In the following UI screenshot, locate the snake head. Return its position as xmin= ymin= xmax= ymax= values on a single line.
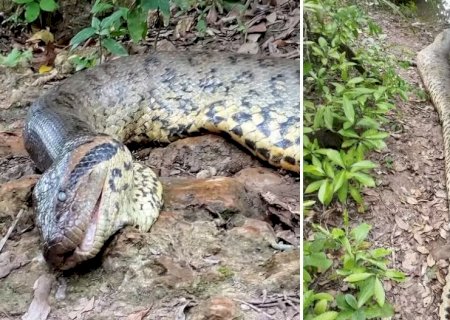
xmin=34 ymin=136 xmax=133 ymax=270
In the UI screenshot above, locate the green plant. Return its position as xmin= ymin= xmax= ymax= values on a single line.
xmin=0 ymin=48 xmax=33 ymax=67
xmin=303 ymin=223 xmax=406 ymax=320
xmin=68 ymin=53 xmax=99 ymax=71
xmin=303 ymin=0 xmax=409 ymax=207
xmin=70 ymin=0 xmax=170 ymax=57
xmin=12 ymin=0 xmax=58 ymax=22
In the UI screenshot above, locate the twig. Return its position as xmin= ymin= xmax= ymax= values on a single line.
xmin=0 ymin=209 xmax=24 ymax=253
xmin=232 ymin=298 xmax=275 ymax=319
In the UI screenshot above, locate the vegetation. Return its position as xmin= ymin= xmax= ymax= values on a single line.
xmin=304 ymin=0 xmax=408 ymax=318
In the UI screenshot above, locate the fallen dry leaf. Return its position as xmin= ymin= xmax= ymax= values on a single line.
xmin=406 ymin=196 xmax=418 ymax=205
xmin=248 ymin=22 xmax=267 ymax=33
xmin=27 ymin=29 xmax=54 ymax=44
xmin=22 ymin=274 xmax=53 ymax=320
xmin=126 ymin=308 xmax=150 ymax=320
xmin=416 ymin=246 xmax=429 ymax=254
xmin=427 ymin=254 xmax=435 ymax=267
xmin=395 ymin=216 xmax=410 ymax=231
xmin=237 ymin=42 xmax=260 ymax=54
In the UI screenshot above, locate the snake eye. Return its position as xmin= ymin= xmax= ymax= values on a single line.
xmin=57 ymin=191 xmax=67 ymax=202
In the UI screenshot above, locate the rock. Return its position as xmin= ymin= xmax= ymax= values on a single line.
xmin=262 ymin=250 xmax=300 ymax=290
xmin=162 ymin=177 xmax=262 ymax=218
xmin=145 ymin=135 xmax=259 ymax=177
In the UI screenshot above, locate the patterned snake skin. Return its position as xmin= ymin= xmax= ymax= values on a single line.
xmin=417 ymin=29 xmax=450 ymax=320
xmin=23 ymin=51 xmax=300 ymax=269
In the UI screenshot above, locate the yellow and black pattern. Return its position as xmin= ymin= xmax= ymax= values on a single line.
xmin=24 ymin=51 xmax=300 ymax=269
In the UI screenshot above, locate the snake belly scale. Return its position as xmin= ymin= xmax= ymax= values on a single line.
xmin=24 ymin=51 xmax=300 ymax=270
xmin=417 ymin=29 xmax=450 ymax=320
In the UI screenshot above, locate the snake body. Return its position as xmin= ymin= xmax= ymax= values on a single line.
xmin=417 ymin=29 xmax=450 ymax=319
xmin=23 ymin=51 xmax=300 ymax=270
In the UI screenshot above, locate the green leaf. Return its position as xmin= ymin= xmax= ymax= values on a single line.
xmin=127 ymin=7 xmax=148 ymax=42
xmin=349 ymin=186 xmax=363 ymax=205
xmin=101 ymin=9 xmax=126 ymax=30
xmin=91 ymin=0 xmax=113 ymax=14
xmin=333 ymin=170 xmax=347 ymax=192
xmin=13 ymin=0 xmax=34 ymax=3
xmin=25 ymin=2 xmax=40 ymax=22
xmin=365 ymin=302 xmax=394 ymax=318
xmin=197 ymin=17 xmax=207 ymax=33
xmin=338 ymin=129 xmax=359 ymax=138
xmin=304 ymin=252 xmax=332 ymax=270
xmin=102 ymin=38 xmax=128 ymax=56
xmin=344 ymin=273 xmax=373 ymax=283
xmin=313 ymin=293 xmax=335 ymax=301
xmin=337 ymin=180 xmax=349 ymax=203
xmin=342 ymin=95 xmax=355 ymax=123
xmin=305 ymin=180 xmax=326 ymax=194
xmin=141 ymin=0 xmax=170 ymax=16
xmin=347 ymin=77 xmax=364 ymax=85
xmin=374 ymin=277 xmax=385 ymax=306
xmin=370 ymin=248 xmax=391 ymax=258
xmin=70 ymin=27 xmax=96 ymax=49
xmin=312 ymin=311 xmax=338 ymax=320
xmin=351 ymin=160 xmax=377 ymax=172
xmin=318 ymin=37 xmax=327 ymax=48
xmin=350 ymin=223 xmax=371 ymax=243
xmin=357 ymin=276 xmax=375 ymax=308
xmin=0 ymin=48 xmax=32 ymax=67
xmin=323 ymin=107 xmax=334 ymax=130
xmin=318 ymin=179 xmax=333 ymax=205
xmin=326 ymin=150 xmax=345 ymax=168
xmin=352 ymin=172 xmax=375 ymax=187
xmin=39 ymin=0 xmax=58 ymax=12
xmin=344 ymin=294 xmax=358 ymax=310
xmin=362 ymin=129 xmax=389 ymax=140
xmin=384 ymin=269 xmax=406 ymax=282
xmin=91 ymin=17 xmax=101 ymax=29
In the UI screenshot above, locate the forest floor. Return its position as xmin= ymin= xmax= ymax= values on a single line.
xmin=0 ymin=2 xmax=299 ymax=320
xmin=305 ymin=5 xmax=450 ymax=320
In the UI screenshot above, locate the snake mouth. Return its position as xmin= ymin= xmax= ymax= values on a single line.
xmin=44 ymin=183 xmax=105 ymax=270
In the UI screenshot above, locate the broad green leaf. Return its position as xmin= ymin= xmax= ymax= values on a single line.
xmin=127 ymin=7 xmax=147 ymax=42
xmin=91 ymin=17 xmax=101 ymax=29
xmin=323 ymin=161 xmax=335 ymax=178
xmin=356 ymin=116 xmax=380 ymax=129
xmin=39 ymin=0 xmax=58 ymax=12
xmin=70 ymin=27 xmax=96 ymax=49
xmin=333 ymin=170 xmax=346 ymax=192
xmin=349 ymin=186 xmax=363 ymax=204
xmin=318 ymin=37 xmax=327 ymax=48
xmin=351 ymin=160 xmax=377 ymax=172
xmin=344 ymin=294 xmax=358 ymax=310
xmin=326 ymin=150 xmax=345 ymax=168
xmin=357 ymin=276 xmax=375 ymax=308
xmin=384 ymin=269 xmax=406 ymax=282
xmin=102 ymin=38 xmax=128 ymax=56
xmin=374 ymin=277 xmax=385 ymax=306
xmin=352 ymin=172 xmax=375 ymax=187
xmin=304 ymin=269 xmax=312 ymax=282
xmin=370 ymin=248 xmax=391 ymax=258
xmin=304 ymin=252 xmax=332 ymax=269
xmin=197 ymin=17 xmax=207 ymax=33
xmin=101 ymin=9 xmax=127 ymax=30
xmin=312 ymin=311 xmax=338 ymax=320
xmin=337 ymin=180 xmax=348 ymax=203
xmin=362 ymin=129 xmax=389 ymax=140
xmin=344 ymin=273 xmax=373 ymax=283
xmin=305 ymin=180 xmax=325 ymax=193
xmin=13 ymin=0 xmax=34 ymax=3
xmin=25 ymin=2 xmax=40 ymax=22
xmin=323 ymin=107 xmax=334 ymax=130
xmin=350 ymin=223 xmax=371 ymax=243
xmin=304 ymin=164 xmax=325 ymax=176
xmin=318 ymin=179 xmax=333 ymax=205
xmin=342 ymin=95 xmax=355 ymax=123
xmin=314 ymin=299 xmax=329 ymax=315
xmin=338 ymin=129 xmax=359 ymax=138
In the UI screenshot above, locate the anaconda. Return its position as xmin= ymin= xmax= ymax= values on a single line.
xmin=417 ymin=29 xmax=450 ymax=319
xmin=24 ymin=51 xmax=300 ymax=270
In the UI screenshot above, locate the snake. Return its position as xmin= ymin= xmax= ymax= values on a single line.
xmin=23 ymin=51 xmax=300 ymax=270
xmin=417 ymin=29 xmax=450 ymax=320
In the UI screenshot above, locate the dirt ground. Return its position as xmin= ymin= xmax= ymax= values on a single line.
xmin=305 ymin=8 xmax=450 ymax=320
xmin=0 ymin=2 xmax=300 ymax=320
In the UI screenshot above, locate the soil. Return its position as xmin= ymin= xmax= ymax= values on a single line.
xmin=305 ymin=7 xmax=450 ymax=320
xmin=0 ymin=2 xmax=300 ymax=320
